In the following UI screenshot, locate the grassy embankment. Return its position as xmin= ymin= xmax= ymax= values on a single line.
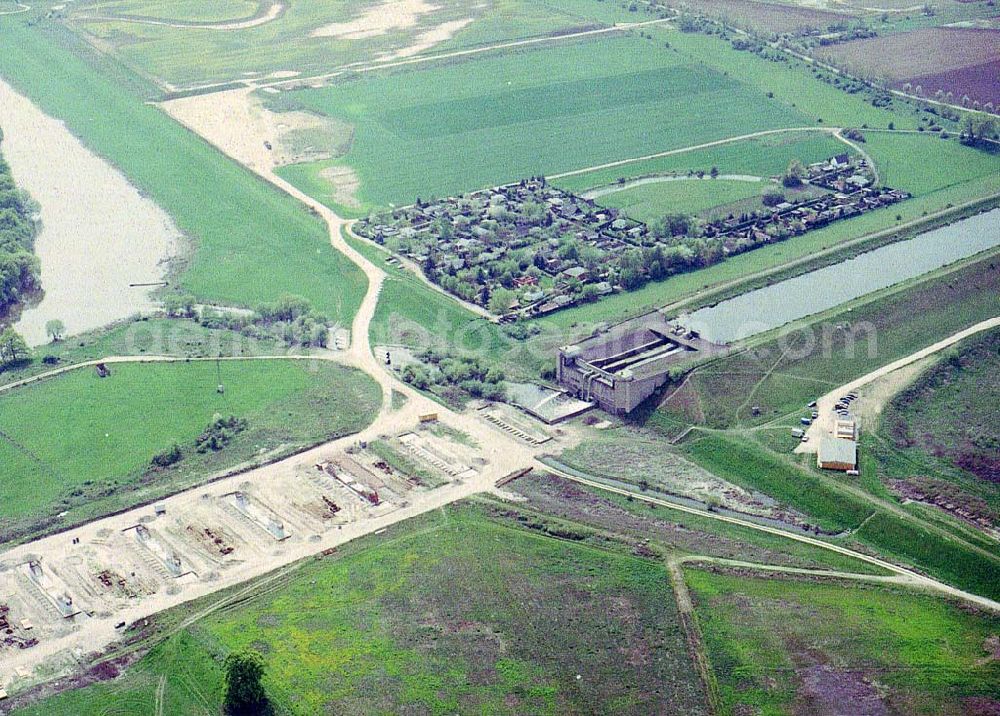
xmin=872 ymin=328 xmax=1000 ymax=515
xmin=511 ymin=470 xmax=890 ymax=575
xmin=686 ymin=568 xmax=1000 ymax=716
xmin=0 ymin=317 xmax=295 ymax=387
xmin=0 ymin=359 xmax=381 ymax=543
xmin=0 ymin=19 xmax=366 ymax=322
xmin=11 ymin=504 xmax=706 ymax=715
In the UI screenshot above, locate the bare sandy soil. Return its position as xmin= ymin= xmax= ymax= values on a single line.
xmin=162 ymin=87 xmax=340 ymax=172
xmin=319 ymin=165 xmax=363 ymax=210
xmin=311 ymin=0 xmax=441 ymax=39
xmin=0 ymin=78 xmax=179 ymax=346
xmin=387 ymin=18 xmax=474 ymax=60
xmin=310 ymin=0 xmax=473 ymax=62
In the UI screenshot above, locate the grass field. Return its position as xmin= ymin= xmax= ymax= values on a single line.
xmin=81 ymin=0 xmax=259 ymax=23
xmin=0 ymin=317 xmax=294 ymax=387
xmin=278 ymin=32 xmax=810 ymax=213
xmin=0 ymin=359 xmax=380 ymax=543
xmin=13 ymin=505 xmax=707 ymax=715
xmin=687 ymin=569 xmax=1000 ymax=716
xmin=553 ymin=131 xmax=849 ymax=193
xmin=863 ymin=132 xmax=1000 ymax=197
xmin=0 ymin=20 xmax=367 ymax=322
xmin=593 ymin=177 xmax=769 ymax=223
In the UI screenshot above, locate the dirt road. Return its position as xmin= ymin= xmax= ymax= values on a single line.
xmin=797 ymin=316 xmax=1000 ymax=452
xmin=544 ymin=464 xmax=1000 ymax=613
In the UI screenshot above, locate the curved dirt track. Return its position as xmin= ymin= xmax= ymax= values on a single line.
xmin=79 ymin=1 xmax=284 ymax=30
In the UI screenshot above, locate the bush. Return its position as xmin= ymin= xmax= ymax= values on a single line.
xmin=762 ymin=190 xmax=786 ymax=207
xmin=151 ymin=442 xmax=183 ymax=468
xmin=195 ymin=415 xmax=247 ymax=453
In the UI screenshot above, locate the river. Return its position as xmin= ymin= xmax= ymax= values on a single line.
xmin=680 ymin=208 xmax=1000 ymax=344
xmin=0 ymin=78 xmax=180 ymax=347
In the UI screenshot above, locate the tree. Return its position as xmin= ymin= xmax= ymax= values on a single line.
xmin=224 ymin=649 xmax=268 ymax=716
xmin=0 ymin=327 xmax=29 ymax=366
xmin=488 ymin=287 xmax=516 ymax=315
xmin=45 ymin=318 xmax=65 ymax=342
xmin=782 ymin=159 xmax=804 ymax=188
xmin=762 ymin=189 xmax=785 ymax=207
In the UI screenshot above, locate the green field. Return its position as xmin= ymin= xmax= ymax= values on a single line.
xmin=865 ymin=131 xmax=1000 ymax=197
xmin=0 ymin=359 xmax=380 ymax=543
xmin=553 ymin=130 xmax=849 ymax=193
xmin=81 ymin=0 xmax=259 ymax=22
xmin=277 ymin=33 xmax=809 ymax=213
xmin=0 ymin=20 xmax=366 ymax=322
xmin=0 ymin=317 xmax=291 ymax=387
xmin=68 ymin=0 xmax=629 ymax=89
xmin=687 ymin=569 xmax=1000 ymax=716
xmin=593 ymin=177 xmax=769 ymax=223
xmin=12 ymin=505 xmax=707 ymax=715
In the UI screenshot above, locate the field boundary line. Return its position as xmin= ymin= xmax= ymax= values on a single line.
xmin=539 ymin=461 xmax=1000 ymax=613
xmin=667 ymin=557 xmax=721 ymax=715
xmin=548 ymin=127 xmax=839 ymax=180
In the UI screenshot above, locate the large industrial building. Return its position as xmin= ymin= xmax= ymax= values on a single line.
xmin=557 ymin=311 xmax=725 ymax=415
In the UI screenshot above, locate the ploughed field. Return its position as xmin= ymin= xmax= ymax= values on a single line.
xmin=816 ymin=28 xmax=1000 ymax=107
xmin=658 ymin=0 xmax=850 ymax=33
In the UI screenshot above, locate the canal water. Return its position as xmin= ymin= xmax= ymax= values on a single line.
xmin=680 ymin=208 xmax=1000 ymax=344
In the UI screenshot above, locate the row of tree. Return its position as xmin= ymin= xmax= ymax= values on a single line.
xmin=0 ymin=135 xmax=41 ymax=319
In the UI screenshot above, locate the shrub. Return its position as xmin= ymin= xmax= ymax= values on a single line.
xmin=151 ymin=442 xmax=183 ymax=468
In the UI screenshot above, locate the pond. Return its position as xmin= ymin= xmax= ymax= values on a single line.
xmin=680 ymin=208 xmax=1000 ymax=344
xmin=0 ymin=78 xmax=180 ymax=347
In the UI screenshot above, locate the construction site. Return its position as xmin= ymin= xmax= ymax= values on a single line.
xmin=557 ymin=311 xmax=726 ymax=415
xmin=0 ymin=413 xmax=535 ymax=694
